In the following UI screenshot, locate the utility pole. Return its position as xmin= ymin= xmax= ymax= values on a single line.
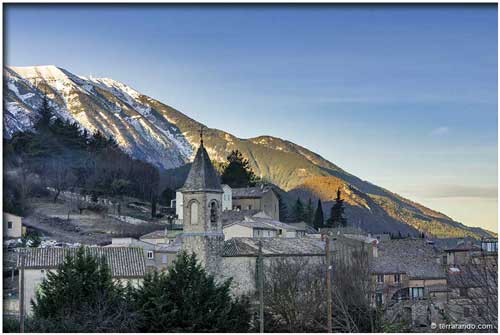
xmin=257 ymin=240 xmax=264 ymax=333
xmin=325 ymin=234 xmax=333 ymax=333
xmin=19 ymin=252 xmax=25 ymax=333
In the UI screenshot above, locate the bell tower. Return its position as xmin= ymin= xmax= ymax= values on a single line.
xmin=180 ymin=128 xmax=224 ymax=276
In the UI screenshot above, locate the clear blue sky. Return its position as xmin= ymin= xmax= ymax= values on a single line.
xmin=5 ymin=5 xmax=498 ymax=232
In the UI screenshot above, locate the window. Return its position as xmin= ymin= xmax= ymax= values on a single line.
xmin=394 ymin=274 xmax=401 ymax=283
xmin=190 ymin=202 xmax=198 ymax=225
xmin=162 ymin=255 xmax=168 ymax=264
xmin=210 ymin=201 xmax=218 ymax=223
xmin=248 ymin=205 xmax=252 ymax=210
xmin=442 ymin=255 xmax=448 ymax=265
xmin=477 ymin=307 xmax=484 ymax=317
xmin=147 ymin=251 xmax=154 ymax=259
xmin=459 ymin=288 xmax=468 ymax=297
xmin=7 ymin=221 xmax=12 ymax=229
xmin=375 ymin=293 xmax=383 ymax=306
xmin=377 ymin=274 xmax=384 ymax=283
xmin=463 ymin=307 xmax=470 ymax=317
xmin=410 ymin=287 xmax=424 ymax=299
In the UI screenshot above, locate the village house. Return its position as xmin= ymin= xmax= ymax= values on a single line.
xmin=3 ymin=212 xmax=25 ymax=239
xmin=17 ymin=247 xmax=146 ymax=315
xmin=223 ymin=212 xmax=306 ymax=240
xmin=106 ymin=237 xmax=179 ymax=271
xmin=221 ymin=184 xmax=232 ymax=211
xmin=370 ymin=239 xmax=449 ymax=329
xmin=231 ymin=185 xmax=280 ymax=220
xmin=441 ymin=238 xmax=498 ymax=327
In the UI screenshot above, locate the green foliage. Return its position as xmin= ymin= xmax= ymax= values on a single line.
xmin=30 ymin=247 xmax=138 ymax=332
xmin=159 ymin=187 xmax=176 ymax=206
xmin=327 ymin=189 xmax=347 ymax=228
xmin=221 ymin=150 xmax=259 ymax=188
xmin=312 ymin=199 xmax=325 ymax=230
xmin=21 ymin=230 xmax=42 ymax=248
xmin=133 ymin=252 xmax=251 ymax=332
xmin=2 ymin=317 xmax=20 ymax=333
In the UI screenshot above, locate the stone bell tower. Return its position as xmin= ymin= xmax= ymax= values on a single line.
xmin=179 ymin=130 xmax=224 ymax=276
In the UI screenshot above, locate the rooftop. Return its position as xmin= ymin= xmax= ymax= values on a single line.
xmin=223 ymin=237 xmax=325 ymax=257
xmin=232 ymin=186 xmax=275 ymax=198
xmin=371 ymin=239 xmax=445 ymax=279
xmin=18 ymin=247 xmax=146 ymax=278
xmin=180 ymin=142 xmax=222 ymax=193
xmin=224 ymin=214 xmax=303 ymax=233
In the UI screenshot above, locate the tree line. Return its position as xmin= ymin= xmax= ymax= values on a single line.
xmin=290 ymin=188 xmax=348 ymax=230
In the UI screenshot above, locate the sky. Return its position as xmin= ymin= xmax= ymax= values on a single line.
xmin=5 ymin=4 xmax=498 ymax=232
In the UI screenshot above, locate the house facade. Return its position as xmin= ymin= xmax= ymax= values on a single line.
xmin=231 ymin=186 xmax=280 ymax=220
xmin=3 ymin=212 xmax=25 ymax=239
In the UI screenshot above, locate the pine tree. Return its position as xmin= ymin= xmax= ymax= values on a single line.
xmin=34 ymin=95 xmax=53 ymax=132
xmin=133 ymin=252 xmax=251 ymax=332
xmin=221 ymin=150 xmax=259 ymax=188
xmin=89 ymin=130 xmax=111 ymax=152
xmin=292 ymin=197 xmax=304 ymax=222
xmin=30 ymin=247 xmax=138 ymax=332
xmin=326 ymin=188 xmax=347 ymax=228
xmin=312 ymin=199 xmax=325 ymax=230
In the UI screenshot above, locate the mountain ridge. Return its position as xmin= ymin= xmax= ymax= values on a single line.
xmin=3 ymin=65 xmax=494 ymax=239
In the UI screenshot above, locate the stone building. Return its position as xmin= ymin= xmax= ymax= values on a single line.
xmin=370 ymin=239 xmax=449 ymax=330
xmin=221 ymin=237 xmax=325 ymax=296
xmin=17 ymin=247 xmax=146 ymax=315
xmin=178 ymin=138 xmax=225 ymax=277
xmin=231 ymin=186 xmax=280 ymax=220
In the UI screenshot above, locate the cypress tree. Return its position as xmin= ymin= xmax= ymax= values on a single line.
xmin=327 ymin=188 xmax=347 ymax=228
xmin=292 ymin=197 xmax=304 ymax=222
xmin=304 ymin=198 xmax=314 ymax=224
xmin=312 ymin=199 xmax=325 ymax=230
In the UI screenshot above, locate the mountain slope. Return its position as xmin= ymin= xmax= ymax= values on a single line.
xmin=3 ymin=65 xmax=493 ymax=239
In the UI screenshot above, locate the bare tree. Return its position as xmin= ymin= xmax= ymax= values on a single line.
xmin=47 ymin=159 xmax=77 ymax=203
xmin=446 ymin=252 xmax=498 ymax=331
xmin=261 ymin=257 xmax=327 ymax=332
xmin=332 ymin=243 xmax=379 ymax=332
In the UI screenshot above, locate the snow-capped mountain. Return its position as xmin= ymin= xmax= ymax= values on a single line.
xmin=3 ymin=65 xmax=494 ymax=239
xmin=4 ymin=65 xmax=194 ymax=169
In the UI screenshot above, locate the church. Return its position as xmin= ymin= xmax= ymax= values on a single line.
xmin=178 ymin=136 xmax=326 ymax=296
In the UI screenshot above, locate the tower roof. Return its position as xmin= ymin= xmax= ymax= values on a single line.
xmin=180 ymin=142 xmax=222 ymax=193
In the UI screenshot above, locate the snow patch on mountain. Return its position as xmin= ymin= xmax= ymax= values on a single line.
xmin=4 ymin=65 xmax=194 ymax=170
